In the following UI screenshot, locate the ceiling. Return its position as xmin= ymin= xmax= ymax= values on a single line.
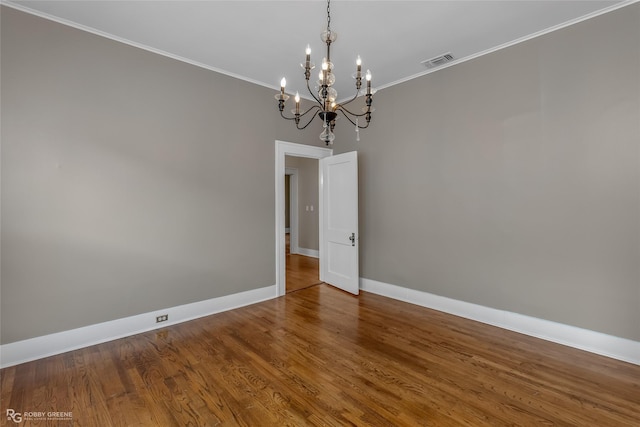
xmin=4 ymin=0 xmax=632 ymax=101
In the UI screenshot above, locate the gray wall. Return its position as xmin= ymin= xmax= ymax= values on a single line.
xmin=0 ymin=7 xmax=321 ymax=344
xmin=336 ymin=4 xmax=640 ymax=341
xmin=285 ymin=156 xmax=319 ymax=251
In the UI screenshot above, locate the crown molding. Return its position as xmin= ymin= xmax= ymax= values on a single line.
xmin=0 ymin=0 xmax=281 ymax=93
xmin=3 ymin=0 xmax=637 ymax=98
xmin=374 ymin=0 xmax=640 ymax=93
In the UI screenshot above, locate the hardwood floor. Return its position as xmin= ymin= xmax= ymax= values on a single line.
xmin=286 ymin=233 xmax=321 ymax=293
xmin=1 ymin=285 xmax=638 ymax=426
xmin=286 ymin=254 xmax=320 ymax=293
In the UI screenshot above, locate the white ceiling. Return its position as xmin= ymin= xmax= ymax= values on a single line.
xmin=4 ymin=0 xmax=632 ymax=101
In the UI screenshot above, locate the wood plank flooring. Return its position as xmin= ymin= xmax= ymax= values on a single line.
xmin=1 ymin=284 xmax=639 ymax=426
xmin=286 ymin=233 xmax=321 ymax=293
xmin=286 ymin=254 xmax=320 ymax=293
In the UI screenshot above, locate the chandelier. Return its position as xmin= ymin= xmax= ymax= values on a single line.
xmin=276 ymin=0 xmax=374 ymax=145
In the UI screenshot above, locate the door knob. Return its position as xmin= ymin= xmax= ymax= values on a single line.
xmin=349 ymin=233 xmax=356 ymax=246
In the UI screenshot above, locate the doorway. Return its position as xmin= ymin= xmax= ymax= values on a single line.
xmin=275 ymin=141 xmax=333 ymax=296
xmin=285 ymin=159 xmax=320 ymax=293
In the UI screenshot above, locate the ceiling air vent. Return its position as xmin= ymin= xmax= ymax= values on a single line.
xmin=421 ymin=52 xmax=455 ymax=69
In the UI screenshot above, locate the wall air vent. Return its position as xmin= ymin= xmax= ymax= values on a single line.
xmin=421 ymin=52 xmax=455 ymax=69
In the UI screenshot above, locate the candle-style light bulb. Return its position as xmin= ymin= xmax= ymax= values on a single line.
xmin=305 ymin=45 xmax=311 ymax=69
xmin=280 ymin=77 xmax=286 ymax=96
xmin=321 ymin=59 xmax=328 ymax=87
xmin=356 ymin=55 xmax=362 ymax=80
xmin=366 ymin=70 xmax=372 ymax=95
xmin=295 ymin=92 xmax=300 ymax=114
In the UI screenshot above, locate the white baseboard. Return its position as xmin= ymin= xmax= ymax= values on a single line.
xmin=296 ymin=247 xmax=319 ymax=258
xmin=5 ymin=280 xmax=636 ymax=368
xmin=0 ymin=285 xmax=277 ymax=368
xmin=360 ymin=278 xmax=639 ymax=365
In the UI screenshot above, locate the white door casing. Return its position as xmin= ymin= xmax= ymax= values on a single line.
xmin=320 ymin=151 xmax=359 ymax=295
xmin=285 ymin=167 xmax=299 ymax=255
xmin=275 ymin=141 xmax=332 ymax=296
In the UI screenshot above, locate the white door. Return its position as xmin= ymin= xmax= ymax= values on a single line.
xmin=320 ymin=151 xmax=359 ymax=295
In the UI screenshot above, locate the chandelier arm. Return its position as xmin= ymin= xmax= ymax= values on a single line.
xmin=336 ymin=105 xmax=369 ymax=118
xmin=298 ymin=104 xmax=321 ymax=119
xmin=280 ymin=103 xmax=319 ymax=120
xmin=281 ymin=105 xmax=321 ymax=129
xmin=280 ymin=110 xmax=298 ymax=121
xmin=297 ymin=107 xmax=321 ymax=129
xmin=337 ymin=91 xmax=360 ymax=108
xmin=336 ymin=108 xmax=371 ymax=129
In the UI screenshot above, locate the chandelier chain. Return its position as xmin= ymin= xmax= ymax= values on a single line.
xmin=326 ymin=0 xmax=331 ymax=33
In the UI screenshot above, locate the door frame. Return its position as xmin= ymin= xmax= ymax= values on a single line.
xmin=285 ymin=167 xmax=299 ymax=255
xmin=275 ymin=140 xmax=332 ymax=296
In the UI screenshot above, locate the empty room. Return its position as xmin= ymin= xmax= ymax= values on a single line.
xmin=1 ymin=1 xmax=639 ymax=426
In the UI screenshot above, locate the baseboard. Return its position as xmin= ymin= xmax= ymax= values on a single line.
xmin=0 ymin=285 xmax=277 ymax=368
xmin=5 ymin=281 xmax=636 ymax=367
xmin=360 ymin=278 xmax=639 ymax=365
xmin=297 ymin=247 xmax=319 ymax=258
